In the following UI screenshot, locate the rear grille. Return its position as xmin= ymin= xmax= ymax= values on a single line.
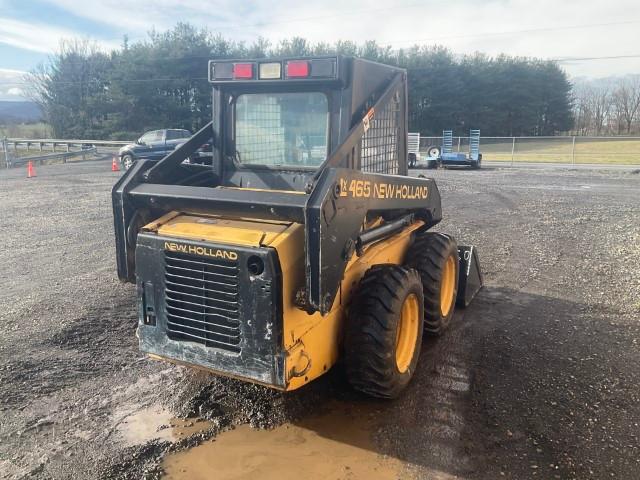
xmin=164 ymin=250 xmax=241 ymax=353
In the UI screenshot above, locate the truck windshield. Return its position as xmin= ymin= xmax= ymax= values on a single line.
xmin=235 ymin=92 xmax=328 ymax=168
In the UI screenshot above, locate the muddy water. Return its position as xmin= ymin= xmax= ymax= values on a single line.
xmin=162 ymin=403 xmax=407 ymax=480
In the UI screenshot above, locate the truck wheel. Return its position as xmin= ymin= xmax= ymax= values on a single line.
xmin=345 ymin=265 xmax=424 ymax=398
xmin=405 ymin=232 xmax=459 ymax=336
xmin=122 ymin=154 xmax=134 ymax=170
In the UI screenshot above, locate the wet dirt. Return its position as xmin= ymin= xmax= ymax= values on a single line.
xmin=162 ymin=402 xmax=404 ymax=480
xmin=1 ymin=161 xmax=639 ymax=479
xmin=114 ymin=404 xmax=213 ymax=446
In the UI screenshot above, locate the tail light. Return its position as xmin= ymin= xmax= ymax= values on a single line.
xmin=285 ymin=60 xmax=309 ymax=78
xmin=233 ymin=63 xmax=254 ymax=79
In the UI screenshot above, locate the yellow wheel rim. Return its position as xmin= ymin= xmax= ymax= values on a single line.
xmin=440 ymin=255 xmax=456 ymax=317
xmin=395 ymin=293 xmax=420 ymax=373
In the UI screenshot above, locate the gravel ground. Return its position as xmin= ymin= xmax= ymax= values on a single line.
xmin=0 ymin=160 xmax=638 ymax=479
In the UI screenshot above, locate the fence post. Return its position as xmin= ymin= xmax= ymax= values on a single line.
xmin=1 ymin=138 xmax=8 ymax=168
xmin=457 ymin=136 xmax=461 ymax=152
xmin=511 ymin=137 xmax=516 ymax=166
xmin=571 ymin=136 xmax=576 ymax=164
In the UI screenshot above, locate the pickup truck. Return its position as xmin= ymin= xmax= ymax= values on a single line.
xmin=119 ymin=129 xmax=192 ymax=170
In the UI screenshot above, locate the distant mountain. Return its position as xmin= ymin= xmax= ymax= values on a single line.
xmin=0 ymin=101 xmax=43 ymax=123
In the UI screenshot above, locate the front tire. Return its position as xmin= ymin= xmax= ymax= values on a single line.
xmin=345 ymin=265 xmax=424 ymax=399
xmin=406 ymin=232 xmax=459 ymax=335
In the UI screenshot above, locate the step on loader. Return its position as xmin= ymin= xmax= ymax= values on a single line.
xmin=112 ymin=56 xmax=482 ymax=398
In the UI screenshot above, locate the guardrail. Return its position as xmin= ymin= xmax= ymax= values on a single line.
xmin=6 ymin=148 xmax=97 ymax=168
xmin=4 ymin=138 xmax=130 ymax=152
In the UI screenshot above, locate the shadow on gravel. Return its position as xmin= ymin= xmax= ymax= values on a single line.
xmin=0 ymin=295 xmax=138 ymax=409
xmin=464 ymin=287 xmax=640 ymax=479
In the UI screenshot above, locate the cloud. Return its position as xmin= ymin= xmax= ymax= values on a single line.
xmin=0 ymin=68 xmax=28 ymax=100
xmin=3 ymin=0 xmax=640 ymax=77
xmin=0 ymin=16 xmax=119 ymax=54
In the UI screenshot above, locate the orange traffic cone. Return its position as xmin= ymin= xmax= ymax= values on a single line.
xmin=27 ymin=161 xmax=36 ymax=178
xmin=111 ymin=156 xmax=120 ymax=172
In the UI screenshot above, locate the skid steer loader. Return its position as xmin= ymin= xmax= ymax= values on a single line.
xmin=112 ymin=56 xmax=482 ymax=398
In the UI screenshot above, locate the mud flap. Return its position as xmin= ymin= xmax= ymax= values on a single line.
xmin=456 ymin=246 xmax=483 ymax=307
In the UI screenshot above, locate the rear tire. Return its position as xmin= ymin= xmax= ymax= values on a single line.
xmin=408 ymin=153 xmax=417 ymax=168
xmin=406 ymin=232 xmax=459 ymax=336
xmin=345 ymin=265 xmax=424 ymax=399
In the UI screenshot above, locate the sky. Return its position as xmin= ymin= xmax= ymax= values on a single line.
xmin=1 ymin=0 xmax=639 ymax=100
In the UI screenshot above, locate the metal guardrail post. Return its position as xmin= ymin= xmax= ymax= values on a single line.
xmin=1 ymin=138 xmax=8 ymax=168
xmin=571 ymin=136 xmax=576 ymax=164
xmin=511 ymin=137 xmax=516 ymax=166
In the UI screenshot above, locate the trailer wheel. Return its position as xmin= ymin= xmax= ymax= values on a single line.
xmin=406 ymin=232 xmax=459 ymax=335
xmin=408 ymin=153 xmax=417 ymax=168
xmin=345 ymin=265 xmax=424 ymax=398
xmin=427 ymin=146 xmax=441 ymax=158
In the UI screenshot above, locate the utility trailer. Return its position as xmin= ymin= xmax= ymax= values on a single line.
xmin=113 ymin=56 xmax=482 ymax=398
xmin=407 ymin=132 xmax=420 ymax=168
xmin=431 ymin=129 xmax=482 ymax=169
xmin=407 ymin=133 xmax=441 ymax=169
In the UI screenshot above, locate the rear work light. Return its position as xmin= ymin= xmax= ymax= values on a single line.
xmin=233 ymin=63 xmax=254 ymax=79
xmin=285 ymin=60 xmax=309 ymax=78
xmin=259 ymin=62 xmax=281 ymax=79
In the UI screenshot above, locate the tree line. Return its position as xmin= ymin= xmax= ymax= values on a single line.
xmin=572 ymin=76 xmax=640 ymax=135
xmin=27 ymin=23 xmax=574 ymax=140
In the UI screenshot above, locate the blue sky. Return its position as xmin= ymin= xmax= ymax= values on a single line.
xmin=1 ymin=0 xmax=640 ymax=100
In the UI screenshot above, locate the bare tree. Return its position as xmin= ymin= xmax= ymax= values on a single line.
xmin=584 ymin=84 xmax=612 ymax=135
xmin=613 ymin=76 xmax=640 ymax=134
xmin=571 ymin=83 xmax=593 ymax=135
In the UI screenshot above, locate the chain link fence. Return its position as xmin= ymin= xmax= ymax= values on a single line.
xmin=419 ymin=136 xmax=640 ymax=165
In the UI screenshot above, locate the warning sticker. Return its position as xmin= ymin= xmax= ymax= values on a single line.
xmin=362 ymin=108 xmax=375 ymax=132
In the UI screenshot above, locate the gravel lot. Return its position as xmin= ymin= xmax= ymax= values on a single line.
xmin=0 ymin=160 xmax=638 ymax=479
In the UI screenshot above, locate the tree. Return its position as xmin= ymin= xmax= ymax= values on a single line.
xmin=613 ymin=76 xmax=640 ymax=134
xmin=26 ymin=24 xmax=576 ymax=139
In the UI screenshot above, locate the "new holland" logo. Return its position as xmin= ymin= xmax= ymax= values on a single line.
xmin=164 ymin=242 xmax=238 ymax=261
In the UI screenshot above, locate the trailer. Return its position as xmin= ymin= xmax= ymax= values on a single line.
xmin=432 ymin=129 xmax=482 ymax=169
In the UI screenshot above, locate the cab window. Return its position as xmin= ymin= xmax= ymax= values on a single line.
xmin=234 ymin=92 xmax=328 ymax=168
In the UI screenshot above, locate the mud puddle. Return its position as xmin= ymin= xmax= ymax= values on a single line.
xmin=161 ymin=402 xmax=407 ymax=480
xmin=114 ymin=404 xmax=213 ymax=446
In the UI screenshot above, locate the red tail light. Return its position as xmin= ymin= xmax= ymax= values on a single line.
xmin=286 ymin=60 xmax=309 ymax=78
xmin=233 ymin=63 xmax=254 ymax=79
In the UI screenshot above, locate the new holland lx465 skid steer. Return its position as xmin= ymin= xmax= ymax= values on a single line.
xmin=113 ymin=56 xmax=482 ymax=398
